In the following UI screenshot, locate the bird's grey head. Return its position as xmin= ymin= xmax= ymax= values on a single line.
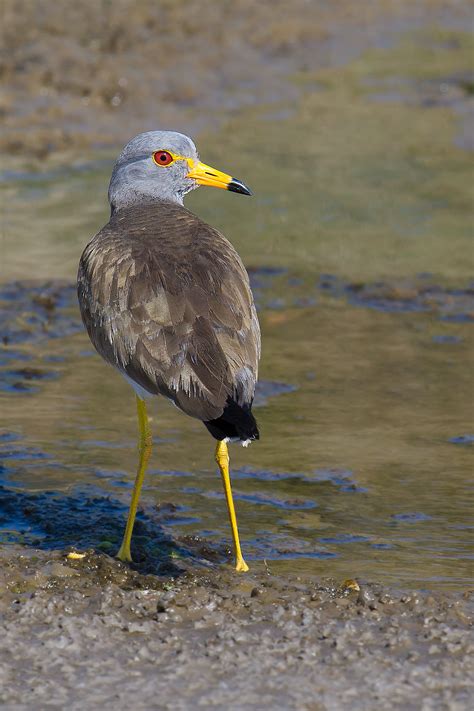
xmin=108 ymin=130 xmax=251 ymax=213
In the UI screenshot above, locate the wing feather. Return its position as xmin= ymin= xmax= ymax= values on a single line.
xmin=77 ymin=202 xmax=260 ymax=421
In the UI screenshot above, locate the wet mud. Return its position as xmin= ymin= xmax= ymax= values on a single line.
xmin=0 ymin=485 xmax=196 ymax=573
xmin=3 ymin=0 xmax=470 ymax=159
xmin=0 ymin=544 xmax=473 ymax=709
xmin=0 ymin=280 xmax=79 ymax=347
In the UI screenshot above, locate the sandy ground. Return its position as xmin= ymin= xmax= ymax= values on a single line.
xmin=0 ymin=545 xmax=473 ymax=710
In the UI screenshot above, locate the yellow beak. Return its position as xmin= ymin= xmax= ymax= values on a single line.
xmin=186 ymin=160 xmax=252 ymax=195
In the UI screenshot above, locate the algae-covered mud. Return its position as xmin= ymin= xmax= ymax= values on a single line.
xmin=1 ymin=1 xmax=473 ymax=708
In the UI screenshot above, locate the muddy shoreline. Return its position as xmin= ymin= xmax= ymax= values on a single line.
xmin=0 ymin=545 xmax=472 ymax=709
xmin=2 ymin=0 xmax=471 ymax=158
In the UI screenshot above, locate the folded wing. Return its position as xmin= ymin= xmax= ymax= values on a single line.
xmin=77 ymin=202 xmax=260 ymax=422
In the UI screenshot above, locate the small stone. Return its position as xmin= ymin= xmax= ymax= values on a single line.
xmin=357 ymin=587 xmax=377 ymax=609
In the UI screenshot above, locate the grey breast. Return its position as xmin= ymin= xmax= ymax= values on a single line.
xmin=77 ymin=201 xmax=260 ymax=421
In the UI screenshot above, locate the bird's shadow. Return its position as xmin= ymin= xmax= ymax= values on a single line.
xmin=0 ymin=484 xmax=229 ymax=577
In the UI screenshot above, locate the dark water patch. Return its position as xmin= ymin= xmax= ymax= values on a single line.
xmin=246 ymin=533 xmax=337 ymax=561
xmin=266 ymin=297 xmax=286 ymax=310
xmin=365 ymin=72 xmax=474 ymax=109
xmin=153 ymin=501 xmax=198 ymax=527
xmin=148 ymin=468 xmax=194 ymax=478
xmin=0 ymin=445 xmax=52 ymax=462
xmin=0 ymin=280 xmax=80 ymax=346
xmin=391 ymin=512 xmax=433 ymax=523
xmin=288 ymin=276 xmax=305 ymax=287
xmin=235 ymin=491 xmax=317 ymax=510
xmin=110 ymin=479 xmax=133 ymax=489
xmin=0 ymin=486 xmax=46 ymax=545
xmin=83 ymin=440 xmax=134 ymax=451
xmin=311 ymin=468 xmax=368 ymax=493
xmin=0 ymin=445 xmax=63 ymax=488
xmin=151 ymin=435 xmax=179 ymax=445
xmin=254 ymin=380 xmax=297 ymax=407
xmin=247 ymin=266 xmax=289 ymax=310
xmin=432 ymin=335 xmax=463 ymax=344
xmin=364 ymin=70 xmax=474 ymax=151
xmin=0 ymin=484 xmax=224 ymax=574
xmin=181 ymin=486 xmax=202 ymax=495
xmin=293 ymin=296 xmax=317 ymax=307
xmin=234 ymin=467 xmax=304 ymax=482
xmin=0 ymin=366 xmax=58 ymax=394
xmin=314 ymin=275 xmax=474 ymax=320
xmin=93 ymin=468 xmax=128 ymax=480
xmin=0 ymin=349 xmax=31 ymax=364
xmin=440 ymin=313 xmax=474 ymax=323
xmin=319 ymin=533 xmax=371 ymax=544
xmin=248 ymin=265 xmax=288 ymax=281
xmin=157 ymin=515 xmax=199 ymax=527
xmin=268 ymin=550 xmax=337 ymax=560
xmin=191 ymin=484 xmax=316 ymax=511
xmin=42 ymin=354 xmax=66 ymax=362
xmin=0 ymin=432 xmax=22 ymax=444
xmin=371 ymin=543 xmax=395 ymax=550
xmin=449 ymin=434 xmax=474 ymax=445
xmin=345 ymin=281 xmax=429 ymax=313
xmin=233 ymin=466 xmax=368 ymax=495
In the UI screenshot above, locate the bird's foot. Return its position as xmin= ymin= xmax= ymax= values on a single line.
xmin=235 ymin=557 xmax=249 ymax=573
xmin=116 ymin=543 xmax=133 ymax=563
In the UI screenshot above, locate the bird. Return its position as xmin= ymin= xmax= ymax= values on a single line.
xmin=77 ymin=130 xmax=260 ymax=573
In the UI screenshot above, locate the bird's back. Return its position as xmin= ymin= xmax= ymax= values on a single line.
xmin=77 ymin=201 xmax=260 ymax=436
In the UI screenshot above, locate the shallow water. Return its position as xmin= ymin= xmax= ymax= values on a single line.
xmin=1 ymin=28 xmax=473 ymax=590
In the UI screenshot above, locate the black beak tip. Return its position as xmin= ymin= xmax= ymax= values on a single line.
xmin=228 ymin=178 xmax=252 ymax=196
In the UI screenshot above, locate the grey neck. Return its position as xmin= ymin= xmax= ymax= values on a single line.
xmin=108 ymin=156 xmax=189 ymax=214
xmin=109 ymin=186 xmax=184 ymax=216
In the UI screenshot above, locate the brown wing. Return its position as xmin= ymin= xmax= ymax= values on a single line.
xmin=77 ymin=201 xmax=260 ymax=421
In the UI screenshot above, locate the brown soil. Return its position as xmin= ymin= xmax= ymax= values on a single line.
xmin=1 ymin=0 xmax=469 ymax=157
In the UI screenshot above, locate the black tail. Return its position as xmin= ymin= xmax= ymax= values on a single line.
xmin=204 ymin=397 xmax=259 ymax=442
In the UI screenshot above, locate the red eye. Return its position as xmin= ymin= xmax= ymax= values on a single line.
xmin=153 ymin=150 xmax=174 ymax=166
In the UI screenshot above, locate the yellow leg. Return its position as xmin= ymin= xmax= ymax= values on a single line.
xmin=215 ymin=440 xmax=249 ymax=573
xmin=117 ymin=395 xmax=152 ymax=563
